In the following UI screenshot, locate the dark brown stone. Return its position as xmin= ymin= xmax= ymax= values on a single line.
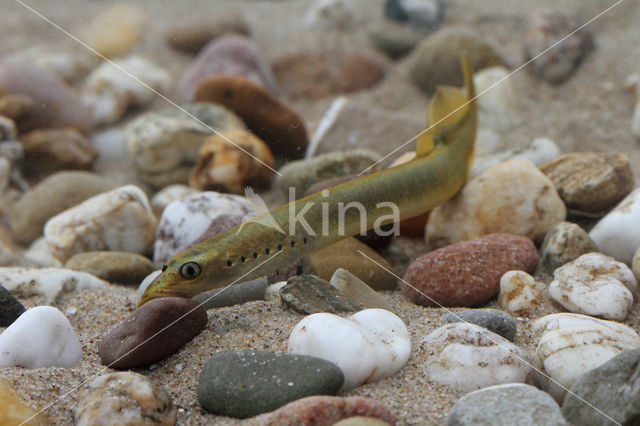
xmin=98 ymin=297 xmax=208 ymax=368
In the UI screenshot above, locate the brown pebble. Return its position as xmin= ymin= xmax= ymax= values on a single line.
xmin=195 ymin=74 xmax=308 ymax=159
xmin=65 ymin=251 xmax=155 ymax=286
xmin=98 ymin=297 xmax=208 ymax=369
xmin=246 ymin=396 xmax=396 ymax=426
xmin=21 ymin=128 xmax=98 ymax=177
xmin=402 ymin=233 xmax=539 ymax=307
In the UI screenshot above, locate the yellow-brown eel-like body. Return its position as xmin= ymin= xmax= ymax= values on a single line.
xmin=139 ymin=58 xmax=477 ymax=305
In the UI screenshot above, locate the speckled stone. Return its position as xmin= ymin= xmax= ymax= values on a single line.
xmin=539 ymin=152 xmax=634 ymax=214
xmin=98 ymin=297 xmax=207 ymax=369
xmin=75 ymin=372 xmax=175 ymax=426
xmin=403 ymin=234 xmax=539 ymax=307
xmin=443 ymin=309 xmax=517 ymax=342
xmin=197 ymin=348 xmax=344 ymax=418
xmin=281 ymin=275 xmax=362 ymax=315
xmin=537 ymin=221 xmax=598 ymax=275
xmin=0 ymin=378 xmax=51 ymax=425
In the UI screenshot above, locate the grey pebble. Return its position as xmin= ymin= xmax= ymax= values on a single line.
xmin=280 ymin=275 xmax=362 ymax=315
xmin=443 ymin=308 xmax=517 ymax=342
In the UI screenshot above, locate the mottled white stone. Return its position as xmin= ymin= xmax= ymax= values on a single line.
xmin=22 ymin=237 xmax=64 ymax=268
xmin=537 ymin=221 xmax=598 ymax=274
xmin=288 ymin=309 xmax=410 ymax=391
xmin=533 ymin=313 xmax=640 ymax=401
xmin=474 ymin=67 xmax=515 ymax=133
xmin=498 ymin=270 xmax=545 ymax=314
xmin=150 ymin=184 xmax=199 ymax=218
xmin=422 ymin=322 xmax=533 ymax=392
xmin=153 ymin=191 xmax=253 ymax=266
xmin=470 ymin=137 xmax=561 ymax=177
xmin=44 ymin=185 xmax=156 ymax=262
xmin=426 ymin=159 xmax=566 ymax=249
xmin=590 ymin=187 xmax=640 ymax=264
xmin=0 ymin=306 xmax=82 ymax=368
xmin=9 ymin=47 xmax=98 ymax=83
xmin=0 ymin=267 xmax=108 ymax=304
xmin=82 ymin=56 xmax=170 ymax=126
xmin=548 ymin=253 xmax=636 ymax=320
xmin=305 ymin=0 xmax=362 ymax=30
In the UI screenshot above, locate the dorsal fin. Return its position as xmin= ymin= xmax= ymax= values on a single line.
xmin=416 ymin=56 xmax=475 ymax=157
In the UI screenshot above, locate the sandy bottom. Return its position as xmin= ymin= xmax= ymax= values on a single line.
xmin=1 ymin=0 xmax=640 ymax=424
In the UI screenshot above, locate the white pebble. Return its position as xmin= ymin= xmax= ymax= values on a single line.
xmin=474 ymin=67 xmax=515 ymax=133
xmin=533 ymin=313 xmax=640 ymax=401
xmin=82 ymin=56 xmax=170 ymax=126
xmin=305 ymin=0 xmax=361 ymax=30
xmin=150 ymin=184 xmax=199 ymax=218
xmin=0 ymin=267 xmax=108 ymax=304
xmin=22 ymin=237 xmax=64 ymax=268
xmin=590 ymin=187 xmax=640 ymax=264
xmin=498 ymin=270 xmax=545 ymax=314
xmin=288 ymin=309 xmax=411 ymax=391
xmin=422 ymin=322 xmax=533 ymax=392
xmin=0 ymin=306 xmax=82 ymax=368
xmin=264 ymin=281 xmax=287 ymax=301
xmin=136 ymin=270 xmax=162 ymax=303
xmin=470 ymin=137 xmax=561 ymax=177
xmin=44 ymin=185 xmax=157 ymax=262
xmin=548 ymin=253 xmax=636 ymax=320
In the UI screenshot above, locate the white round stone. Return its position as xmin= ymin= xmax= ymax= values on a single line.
xmin=288 ymin=309 xmax=411 ymax=391
xmin=498 ymin=270 xmax=545 ymax=314
xmin=0 ymin=306 xmax=82 ymax=368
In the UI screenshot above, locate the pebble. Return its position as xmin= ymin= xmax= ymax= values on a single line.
xmin=65 ymin=251 xmax=155 ymax=286
xmin=537 ymin=221 xmax=598 ymax=275
xmin=369 ymin=21 xmax=425 ymax=59
xmin=80 ymin=3 xmax=146 ymax=58
xmin=0 ymin=378 xmax=51 ymax=425
xmin=308 ymin=98 xmax=423 ymax=158
xmin=334 ymin=417 xmax=391 ymax=426
xmin=0 ymin=306 xmax=81 ymax=368
xmin=44 ymin=185 xmax=157 ymax=262
xmin=246 ymin=396 xmax=396 ymax=426
xmin=443 ymin=309 xmax=517 ymax=342
xmin=135 ymin=270 xmax=161 ymax=301
xmin=0 ymin=58 xmax=91 ymax=132
xmin=305 ymin=0 xmax=362 ymax=30
xmin=166 ymin=15 xmax=249 ymax=54
xmin=0 ymin=284 xmax=26 ymax=327
xmin=409 ymin=27 xmax=505 ymax=94
xmin=633 ymin=246 xmax=640 ymax=281
xmin=473 ymin=67 xmax=516 ymax=133
xmin=403 ymin=233 xmax=539 ymax=307
xmin=21 ymin=237 xmax=64 ymax=268
xmin=539 ymin=152 xmax=634 ymax=214
xmin=75 ymin=372 xmax=175 ymax=426
xmin=82 ymin=56 xmax=171 ymax=127
xmin=271 ymin=51 xmax=387 ymax=100
xmin=548 ymin=252 xmax=636 ymax=321
xmin=265 ymin=281 xmax=287 ymax=301
xmin=0 ymin=115 xmax=17 ymax=140
xmin=125 ymin=103 xmax=245 ymax=187
xmin=589 ymin=187 xmax=640 ymax=264
xmin=306 ymin=237 xmax=398 ymax=291
xmin=447 ymin=383 xmax=566 ymax=426
xmin=98 ymin=297 xmax=208 ymax=369
xmin=426 ymin=159 xmax=566 ymax=249
xmin=0 ymin=93 xmax=41 ymax=133
xmin=193 ymin=277 xmax=268 ymax=310
xmin=385 ymin=0 xmax=444 ymax=29
xmin=178 ymin=34 xmax=276 ymax=101
xmin=277 ymin=149 xmax=383 ymax=196
xmin=153 ymin=191 xmax=253 ymax=266
xmin=197 ymin=348 xmax=344 ymax=418
xmin=150 ymin=184 xmax=199 ymax=217
xmin=280 ymin=275 xmax=362 ymax=314
xmin=423 ymin=322 xmax=533 ymax=391
xmin=533 ymin=313 xmax=640 ymax=401
xmin=524 ymin=10 xmax=593 ymax=84
xmin=498 ymin=271 xmax=546 ymax=314
xmin=9 ymin=171 xmax=114 ymax=245
xmin=562 ymin=349 xmax=640 ymax=426
xmin=330 ymin=268 xmax=390 ymax=310
xmin=189 ymin=129 xmax=275 ymax=194
xmin=0 ymin=267 xmax=107 ymax=304
xmin=194 ymin=74 xmax=308 ymax=159
xmin=20 ymin=127 xmax=98 ymax=177
xmin=7 ymin=46 xmax=97 ymax=83
xmin=288 ymin=309 xmax=410 ymax=391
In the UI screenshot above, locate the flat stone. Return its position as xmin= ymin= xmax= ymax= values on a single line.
xmin=448 ymin=383 xmax=566 ymax=426
xmin=65 ymin=251 xmax=155 ymax=286
xmin=562 ymin=349 xmax=640 ymax=426
xmin=280 ymin=275 xmax=362 ymax=315
xmin=197 ymin=348 xmax=344 ymax=418
xmin=75 ymin=372 xmax=175 ymax=426
xmin=443 ymin=308 xmax=517 ymax=341
xmin=98 ymin=297 xmax=208 ymax=369
xmin=193 ymin=277 xmax=268 ymax=310
xmin=330 ymin=268 xmax=390 ymax=310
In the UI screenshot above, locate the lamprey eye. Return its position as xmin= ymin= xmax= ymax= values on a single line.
xmin=179 ymin=262 xmax=201 ymax=280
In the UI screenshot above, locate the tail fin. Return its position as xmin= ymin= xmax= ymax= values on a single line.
xmin=416 ymin=56 xmax=476 ymax=158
